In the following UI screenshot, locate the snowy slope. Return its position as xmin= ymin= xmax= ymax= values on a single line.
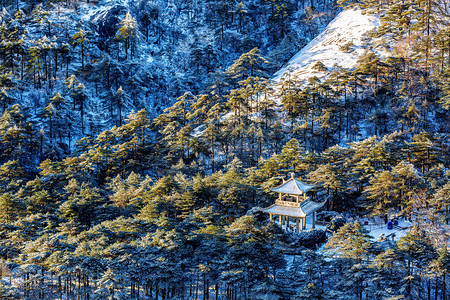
xmin=272 ymin=8 xmax=379 ymax=85
xmin=192 ymin=9 xmax=380 ymax=137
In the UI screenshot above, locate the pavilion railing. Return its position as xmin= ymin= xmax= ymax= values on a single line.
xmin=275 ymin=200 xmax=301 ymax=208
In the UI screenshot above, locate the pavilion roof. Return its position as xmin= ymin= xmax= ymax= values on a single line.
xmin=270 ymin=175 xmax=315 ymax=195
xmin=300 ymin=199 xmax=326 ymax=215
xmin=264 ymin=204 xmax=306 ymax=218
xmin=263 ymin=199 xmax=326 ymax=217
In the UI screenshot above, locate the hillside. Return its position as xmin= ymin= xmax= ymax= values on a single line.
xmin=272 ymin=8 xmax=378 ymax=84
xmin=0 ymin=0 xmax=337 ymax=164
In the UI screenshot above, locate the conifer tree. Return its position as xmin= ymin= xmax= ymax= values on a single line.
xmin=116 ymin=12 xmax=139 ymax=60
xmin=439 ymin=67 xmax=450 ymax=110
xmin=325 ymin=222 xmax=371 ymax=299
xmin=0 ymin=192 xmax=22 ymax=223
xmin=431 ymin=182 xmax=450 ymax=224
xmin=428 ymin=247 xmax=450 ymax=299
xmin=32 ymin=4 xmax=52 ymax=36
xmin=112 ymin=86 xmax=127 ymax=126
xmin=226 ymin=48 xmax=269 ymax=82
xmin=396 ymin=225 xmax=436 ymax=298
xmin=71 ymin=82 xmax=88 ymax=135
xmin=72 ymin=28 xmax=88 ymax=69
xmin=278 ymin=138 xmax=303 ymax=172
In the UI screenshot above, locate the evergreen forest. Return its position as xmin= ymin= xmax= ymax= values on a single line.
xmin=0 ymin=0 xmax=449 ymax=298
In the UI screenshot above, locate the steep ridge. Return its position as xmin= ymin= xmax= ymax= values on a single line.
xmin=272 ymin=8 xmax=379 ymax=85
xmin=194 ymin=9 xmax=380 ymax=136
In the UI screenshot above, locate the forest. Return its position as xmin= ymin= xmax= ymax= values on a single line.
xmin=0 ymin=0 xmax=449 ymax=298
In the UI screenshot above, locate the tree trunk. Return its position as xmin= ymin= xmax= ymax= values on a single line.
xmin=428 ymin=278 xmax=431 ymax=300
xmin=435 ymin=276 xmax=438 ymax=300
xmin=195 ymin=273 xmax=199 ymax=299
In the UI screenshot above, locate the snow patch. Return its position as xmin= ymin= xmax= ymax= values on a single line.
xmin=272 ymin=9 xmax=379 ymax=85
xmin=191 ymin=124 xmax=206 ymax=138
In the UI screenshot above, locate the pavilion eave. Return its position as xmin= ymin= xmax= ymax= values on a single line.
xmin=263 ymin=204 xmax=306 ymax=218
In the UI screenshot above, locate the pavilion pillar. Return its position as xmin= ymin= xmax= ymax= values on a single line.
xmin=303 ymin=217 xmax=306 ymax=230
xmin=296 ymin=218 xmax=299 ymax=233
xmin=279 ymin=215 xmax=282 ymax=227
xmin=312 ymin=212 xmax=316 ymax=229
xmin=300 ymin=218 xmax=303 ymax=232
xmin=269 ymin=214 xmax=273 ymax=222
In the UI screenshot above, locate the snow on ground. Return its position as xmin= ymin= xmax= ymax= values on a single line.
xmin=271 ymin=8 xmax=379 ymax=86
xmin=190 ymin=124 xmax=206 ymax=138
xmin=282 ymin=214 xmax=412 ymax=243
xmin=358 ymin=217 xmax=413 ymax=241
xmin=282 ymin=216 xmax=413 ymax=272
xmin=80 ymin=0 xmax=131 ymax=21
xmin=364 ymin=220 xmax=412 ymax=241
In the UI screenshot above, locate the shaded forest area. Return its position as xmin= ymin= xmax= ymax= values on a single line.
xmin=0 ymin=0 xmax=335 ymax=162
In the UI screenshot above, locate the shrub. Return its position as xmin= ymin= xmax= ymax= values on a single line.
xmin=316 ymin=211 xmax=341 ymax=222
xmin=291 ymin=229 xmax=327 ymax=249
xmin=339 ymin=40 xmax=354 ymax=53
xmin=326 ymin=216 xmax=347 ymax=232
xmin=246 ymin=207 xmax=267 ymax=222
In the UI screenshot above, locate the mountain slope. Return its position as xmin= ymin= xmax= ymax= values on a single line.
xmin=272 ymin=8 xmax=378 ymax=85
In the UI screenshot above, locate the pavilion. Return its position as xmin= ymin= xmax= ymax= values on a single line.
xmin=263 ymin=173 xmax=326 ymax=233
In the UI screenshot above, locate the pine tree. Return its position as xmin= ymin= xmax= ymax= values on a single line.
xmin=428 ymin=247 xmax=450 ymax=300
xmin=278 ymin=138 xmax=303 ymax=172
xmin=112 ymin=86 xmax=128 ymax=126
xmin=32 ymin=4 xmax=52 ymax=36
xmin=408 ymin=131 xmax=439 ymax=173
xmin=60 ymin=182 xmax=104 ymax=228
xmin=294 ymin=283 xmax=324 ymax=300
xmin=72 ymin=82 xmax=88 ymax=135
xmin=396 ymin=225 xmax=436 ymax=298
xmin=364 ymin=161 xmax=422 ymax=217
xmin=0 ymin=192 xmax=22 ymax=223
xmin=411 ymin=0 xmax=439 ymax=72
xmin=308 ymin=163 xmax=344 ymax=210
xmin=72 ymin=28 xmax=88 ymax=69
xmin=325 ymin=222 xmax=371 ymax=262
xmin=226 ymin=48 xmax=269 ymax=82
xmin=430 ymin=182 xmax=450 ymax=224
xmin=116 ymin=12 xmax=139 ymax=60
xmin=371 ymin=248 xmax=404 ymax=300
xmin=325 ymin=222 xmax=372 ymax=300
xmin=439 ymin=67 xmax=450 ymax=110
xmin=235 ymin=2 xmax=247 ymax=33
xmin=46 ymin=93 xmax=69 ymax=145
